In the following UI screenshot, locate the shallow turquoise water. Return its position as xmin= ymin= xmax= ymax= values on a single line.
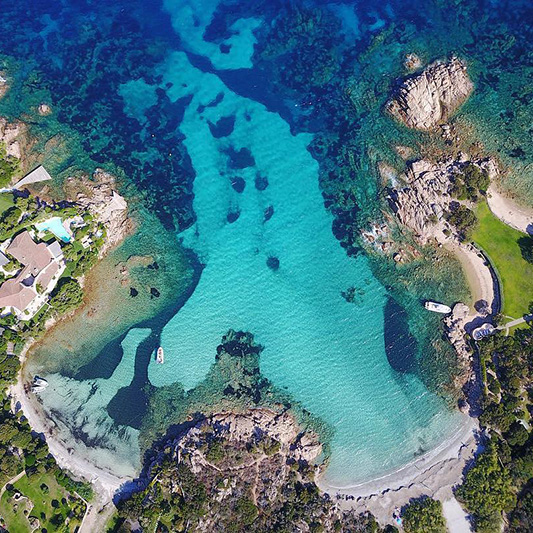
xmin=4 ymin=0 xmax=484 ymax=485
xmin=137 ymin=35 xmax=465 ymax=483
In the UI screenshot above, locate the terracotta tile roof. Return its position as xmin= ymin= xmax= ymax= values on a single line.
xmin=36 ymin=261 xmax=59 ymax=290
xmin=0 ymin=278 xmax=37 ymax=313
xmin=7 ymin=231 xmax=53 ymax=275
xmin=0 ymin=231 xmax=61 ymax=314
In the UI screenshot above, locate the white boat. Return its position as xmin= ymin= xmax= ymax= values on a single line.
xmin=424 ymin=301 xmax=452 ymax=314
xmin=31 ymin=377 xmax=49 ymax=394
xmin=156 ymin=347 xmax=164 ymax=364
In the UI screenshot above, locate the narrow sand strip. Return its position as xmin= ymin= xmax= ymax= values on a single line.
xmin=10 ymin=367 xmax=130 ymax=504
xmin=445 ymin=243 xmax=496 ymax=313
xmin=487 ymin=186 xmax=533 ymax=235
xmin=442 ymin=497 xmax=472 ymax=532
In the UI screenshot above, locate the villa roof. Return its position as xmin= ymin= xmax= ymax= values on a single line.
xmin=0 ymin=277 xmax=37 ymax=313
xmin=7 ymin=231 xmax=53 ymax=275
xmin=0 ymin=231 xmax=62 ymax=315
xmin=47 ymin=240 xmax=63 ymax=259
xmin=0 ymin=251 xmax=9 ymax=267
xmin=36 ymin=261 xmax=59 ymax=290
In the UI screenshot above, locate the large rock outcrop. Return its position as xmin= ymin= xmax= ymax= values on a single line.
xmin=65 ymin=170 xmax=132 ymax=255
xmin=387 ymin=57 xmax=473 ymax=130
xmin=0 ymin=117 xmax=25 ymax=159
xmin=387 ymin=156 xmax=497 ymax=244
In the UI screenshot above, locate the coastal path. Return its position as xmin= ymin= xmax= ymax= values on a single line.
xmin=0 ymin=471 xmax=25 ymax=500
xmin=497 ymin=314 xmax=533 ymax=334
xmin=442 ymin=497 xmax=472 ymax=532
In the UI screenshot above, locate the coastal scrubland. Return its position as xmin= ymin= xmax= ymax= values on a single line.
xmin=456 ymin=325 xmax=533 ymax=532
xmin=472 ymin=202 xmax=533 ymax=319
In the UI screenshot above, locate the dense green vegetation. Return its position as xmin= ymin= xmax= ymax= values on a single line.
xmin=445 ymin=204 xmax=478 ymax=242
xmin=49 ymin=277 xmax=84 ymax=315
xmin=457 ymin=440 xmax=516 ymax=532
xmin=472 ymin=202 xmax=533 ymax=318
xmin=402 ymin=497 xmax=446 ymax=533
xmin=455 ymin=325 xmax=533 ymax=532
xmin=0 ymin=145 xmax=18 ymax=188
xmin=450 ymin=163 xmax=490 ymax=203
xmin=115 ymin=429 xmax=381 ymax=533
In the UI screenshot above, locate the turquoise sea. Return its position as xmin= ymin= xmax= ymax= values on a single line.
xmin=1 ymin=0 xmax=531 ymax=485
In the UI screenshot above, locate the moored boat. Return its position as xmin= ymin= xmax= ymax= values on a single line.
xmin=424 ymin=301 xmax=452 ymax=314
xmin=156 ymin=346 xmax=164 ymax=364
xmin=31 ymin=376 xmax=48 ymax=394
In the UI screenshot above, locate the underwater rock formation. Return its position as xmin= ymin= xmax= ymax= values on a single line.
xmin=387 ymin=57 xmax=473 ymax=130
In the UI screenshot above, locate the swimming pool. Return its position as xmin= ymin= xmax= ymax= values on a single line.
xmin=35 ymin=216 xmax=72 ymax=243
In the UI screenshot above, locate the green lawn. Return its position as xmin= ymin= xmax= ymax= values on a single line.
xmin=0 ymin=193 xmax=15 ymax=216
xmin=472 ymin=201 xmax=533 ymax=319
xmin=0 ymin=471 xmax=85 ymax=532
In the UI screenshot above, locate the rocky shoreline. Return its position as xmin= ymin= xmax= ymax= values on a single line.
xmin=387 ymin=56 xmax=473 ymax=131
xmin=0 ymin=107 xmax=135 ymax=530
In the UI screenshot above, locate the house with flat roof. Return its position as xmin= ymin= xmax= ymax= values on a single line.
xmin=0 ymin=231 xmax=65 ymax=319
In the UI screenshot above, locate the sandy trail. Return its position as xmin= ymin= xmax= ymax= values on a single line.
xmin=442 ymin=497 xmax=472 ymax=532
xmin=487 ymin=186 xmax=533 ymax=235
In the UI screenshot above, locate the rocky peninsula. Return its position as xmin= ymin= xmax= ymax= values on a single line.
xmin=116 ymin=409 xmax=377 ymax=532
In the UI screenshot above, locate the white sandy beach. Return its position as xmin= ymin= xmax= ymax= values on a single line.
xmin=10 ymin=377 xmax=129 ymax=499
xmin=318 ymin=416 xmax=479 ymax=526
xmin=10 ymin=374 xmax=129 ymax=532
xmin=446 ymin=242 xmax=498 ymax=316
xmin=487 ymin=185 xmax=533 ymax=235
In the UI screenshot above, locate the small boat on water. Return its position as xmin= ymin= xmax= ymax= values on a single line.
xmin=424 ymin=301 xmax=452 ymax=314
xmin=156 ymin=346 xmax=164 ymax=364
xmin=31 ymin=376 xmax=48 ymax=394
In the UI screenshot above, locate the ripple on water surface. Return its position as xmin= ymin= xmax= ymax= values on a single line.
xmin=20 ymin=0 xmax=471 ymax=484
xmin=141 ymin=47 xmax=465 ymax=484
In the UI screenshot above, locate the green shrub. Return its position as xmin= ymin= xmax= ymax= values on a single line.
xmin=402 ymin=497 xmax=446 ymax=533
xmin=0 ymin=146 xmax=18 ymax=188
xmin=49 ymin=277 xmax=84 ymax=315
xmin=446 ymin=204 xmax=477 ymax=241
xmin=234 ymin=497 xmax=258 ymax=526
xmin=456 ymin=440 xmax=516 ymax=532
